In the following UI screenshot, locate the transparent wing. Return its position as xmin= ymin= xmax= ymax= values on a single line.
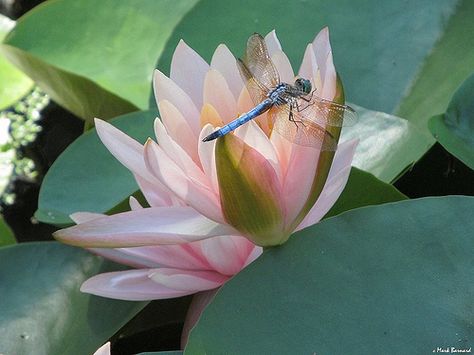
xmin=242 ymin=33 xmax=280 ymax=91
xmin=268 ymin=106 xmax=338 ymax=151
xmin=236 ymin=58 xmax=268 ymax=106
xmin=298 ymin=96 xmax=358 ymax=127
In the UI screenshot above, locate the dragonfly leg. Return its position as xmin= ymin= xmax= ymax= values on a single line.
xmin=296 ymin=90 xmax=316 ymax=111
xmin=288 ymin=103 xmax=306 ymax=129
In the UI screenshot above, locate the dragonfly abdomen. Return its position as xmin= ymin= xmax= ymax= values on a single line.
xmin=202 ymin=99 xmax=273 ymax=142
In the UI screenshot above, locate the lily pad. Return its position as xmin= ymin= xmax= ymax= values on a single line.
xmin=342 ymin=105 xmax=430 ymax=182
xmin=428 ymin=73 xmax=474 ymax=170
xmin=1 ymin=0 xmax=198 ymax=120
xmin=0 ymin=214 xmax=15 ymax=246
xmin=0 ymin=14 xmax=33 ymax=110
xmin=0 ymin=241 xmax=147 ymax=355
xmin=186 ymin=196 xmax=474 ymax=354
xmin=36 ymin=109 xmax=157 ymax=225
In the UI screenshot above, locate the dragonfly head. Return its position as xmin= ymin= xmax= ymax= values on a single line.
xmin=294 ymin=78 xmax=312 ymax=95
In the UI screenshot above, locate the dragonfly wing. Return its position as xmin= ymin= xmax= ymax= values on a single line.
xmin=236 ymin=58 xmax=268 ymax=106
xmin=269 ymin=106 xmax=338 ymax=151
xmin=299 ymin=96 xmax=358 ymax=127
xmin=242 ymin=33 xmax=280 ymax=90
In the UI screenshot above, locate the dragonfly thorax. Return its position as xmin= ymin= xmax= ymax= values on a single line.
xmin=268 ymin=82 xmax=308 ymax=106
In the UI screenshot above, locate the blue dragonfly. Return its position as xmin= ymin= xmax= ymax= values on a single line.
xmin=202 ymin=33 xmax=357 ymax=150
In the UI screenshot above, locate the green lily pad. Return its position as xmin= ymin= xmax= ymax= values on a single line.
xmin=0 ymin=241 xmax=147 ymax=355
xmin=186 ymin=196 xmax=474 ymax=354
xmin=0 ymin=14 xmax=33 ymax=110
xmin=0 ymin=0 xmax=198 ymax=120
xmin=0 ymin=214 xmax=15 ymax=246
xmin=428 ymin=73 xmax=474 ymax=170
xmin=35 ymin=109 xmax=157 ymax=225
xmin=342 ymin=105 xmax=430 ymax=182
xmin=325 ymin=167 xmax=407 ymax=219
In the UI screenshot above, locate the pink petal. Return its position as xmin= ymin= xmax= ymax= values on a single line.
xmin=158 ymin=99 xmax=199 ymax=163
xmin=296 ymin=139 xmax=358 ymax=231
xmin=181 ymin=289 xmax=218 ymax=348
xmin=149 ymin=268 xmax=228 ymax=292
xmin=203 ymin=69 xmax=237 ymax=124
xmin=281 ymin=144 xmax=322 ymax=226
xmin=270 ymin=51 xmax=294 ymax=84
xmin=199 ymin=235 xmax=251 ymax=275
xmin=264 ymin=30 xmax=282 ymax=56
xmin=211 ymin=44 xmax=243 ymax=99
xmin=243 ymin=245 xmax=263 ymax=267
xmin=198 ymin=125 xmax=219 ymax=194
xmin=87 ymin=247 xmax=160 ymax=268
xmin=117 ymin=243 xmax=211 ymax=270
xmin=93 ymin=342 xmax=111 ymax=355
xmin=170 ymin=40 xmax=209 ymax=109
xmin=321 ymin=49 xmax=337 ymax=100
xmin=154 ymin=119 xmax=208 ymax=186
xmin=153 ymin=70 xmax=201 ymax=135
xmin=236 ymin=86 xmax=254 ymax=115
xmin=234 ymin=120 xmax=282 ymax=182
xmin=54 ymin=206 xmax=237 ymax=247
xmin=298 ymin=43 xmax=316 ymax=81
xmin=70 ymin=212 xmax=104 ymax=224
xmin=312 ymin=27 xmax=331 ymax=83
xmin=81 ymin=269 xmax=214 ymax=301
xmin=129 ymin=196 xmax=143 ymax=210
xmin=94 ymin=118 xmax=154 ymax=184
xmin=144 ymin=139 xmax=224 ymax=223
xmin=134 ymin=174 xmax=179 ymax=207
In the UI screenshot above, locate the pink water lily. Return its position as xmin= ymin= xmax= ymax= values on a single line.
xmin=54 ymin=28 xmax=357 ymax=336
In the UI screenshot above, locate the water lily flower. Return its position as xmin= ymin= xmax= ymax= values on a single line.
xmin=93 ymin=342 xmax=110 ymax=355
xmin=54 ymin=28 xmax=357 ymax=334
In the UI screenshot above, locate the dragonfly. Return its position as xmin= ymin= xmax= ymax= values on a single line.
xmin=202 ymin=33 xmax=357 ymax=150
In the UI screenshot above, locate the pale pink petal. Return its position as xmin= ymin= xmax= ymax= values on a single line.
xmin=118 ymin=243 xmax=211 ymax=270
xmin=264 ymin=30 xmax=282 ymax=56
xmin=87 ymin=248 xmax=159 ymax=268
xmin=298 ymin=43 xmax=323 ymax=94
xmin=270 ymin=51 xmax=294 ymax=84
xmin=149 ymin=268 xmax=228 ymax=292
xmin=158 ymin=99 xmax=199 ymax=163
xmin=134 ymin=174 xmax=178 ymax=207
xmin=211 ymin=44 xmax=243 ymax=99
xmin=181 ymin=289 xmax=218 ymax=348
xmin=154 ymin=118 xmax=209 ymax=186
xmin=81 ymin=269 xmax=206 ymax=301
xmin=298 ymin=43 xmax=315 ymax=81
xmin=198 ymin=125 xmax=219 ymax=194
xmin=54 ymin=206 xmax=237 ymax=247
xmin=312 ymin=27 xmax=331 ymax=83
xmin=296 ymin=139 xmax=358 ymax=231
xmin=129 ymin=196 xmax=143 ymax=210
xmin=153 ymin=70 xmax=201 ymax=135
xmin=93 ymin=342 xmax=110 ymax=355
xmin=243 ymin=246 xmax=263 ymax=267
xmin=320 ymin=50 xmax=337 ymax=100
xmin=144 ymin=139 xmax=224 ymax=223
xmin=234 ymin=120 xmax=282 ymax=182
xmin=170 ymin=40 xmax=209 ymax=109
xmin=281 ymin=144 xmax=322 ymax=226
xmin=203 ymin=69 xmax=237 ymax=124
xmin=296 ymin=165 xmax=352 ymax=231
xmin=94 ymin=118 xmax=154 ymax=184
xmin=199 ymin=236 xmax=250 ymax=275
xmin=70 ymin=212 xmax=103 ymax=224
xmin=237 ymin=86 xmax=254 ymax=114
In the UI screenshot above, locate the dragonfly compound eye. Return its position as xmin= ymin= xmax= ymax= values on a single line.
xmin=295 ymin=78 xmax=312 ymax=94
